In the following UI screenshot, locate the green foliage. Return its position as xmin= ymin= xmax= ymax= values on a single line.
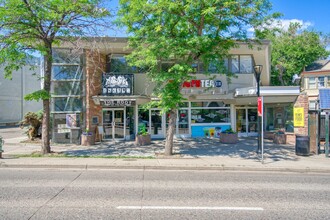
xmin=260 ymin=22 xmax=329 ymax=86
xmin=24 ymin=90 xmax=51 ymax=101
xmin=0 ymin=0 xmax=111 ymax=78
xmin=221 ymin=128 xmax=237 ymax=134
xmin=119 ymin=0 xmax=275 ymax=109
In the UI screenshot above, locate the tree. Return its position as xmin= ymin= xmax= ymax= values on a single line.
xmin=0 ymin=0 xmax=110 ymax=154
xmin=261 ymin=22 xmax=329 ymax=86
xmin=119 ymin=0 xmax=276 ymax=155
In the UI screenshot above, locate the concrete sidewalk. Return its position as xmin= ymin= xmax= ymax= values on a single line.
xmin=0 ymin=126 xmax=329 ymax=172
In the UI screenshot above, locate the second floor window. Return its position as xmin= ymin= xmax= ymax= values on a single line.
xmin=308 ymin=77 xmax=316 ymax=89
xmin=318 ymin=77 xmax=325 ymax=88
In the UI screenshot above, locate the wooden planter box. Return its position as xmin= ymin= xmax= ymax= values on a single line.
xmin=220 ymin=133 xmax=238 ymax=144
xmin=81 ymin=134 xmax=95 ymax=146
xmin=135 ymin=134 xmax=151 ymax=146
xmin=273 ymin=133 xmax=286 ymax=144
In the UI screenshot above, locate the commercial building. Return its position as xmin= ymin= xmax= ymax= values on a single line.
xmin=0 ymin=59 xmax=42 ymax=125
xmin=51 ymin=37 xmax=300 ymax=144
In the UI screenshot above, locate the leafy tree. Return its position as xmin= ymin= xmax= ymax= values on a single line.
xmin=260 ymin=22 xmax=329 ymax=86
xmin=0 ymin=0 xmax=110 ymax=154
xmin=119 ymin=0 xmax=277 ymax=155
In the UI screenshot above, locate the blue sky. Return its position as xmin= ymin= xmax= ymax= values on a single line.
xmin=271 ymin=0 xmax=330 ymax=33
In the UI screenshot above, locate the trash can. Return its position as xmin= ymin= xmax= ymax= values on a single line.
xmin=295 ymin=135 xmax=310 ymax=156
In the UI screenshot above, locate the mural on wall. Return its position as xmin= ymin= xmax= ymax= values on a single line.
xmin=102 ymin=74 xmax=134 ymax=96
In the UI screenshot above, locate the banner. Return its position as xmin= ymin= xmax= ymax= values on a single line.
xmin=102 ymin=74 xmax=133 ymax=96
xmin=257 ymin=97 xmax=263 ymax=116
xmin=294 ymin=107 xmax=304 ymax=127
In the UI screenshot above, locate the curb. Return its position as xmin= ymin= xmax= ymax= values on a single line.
xmin=1 ymin=162 xmax=330 ymax=174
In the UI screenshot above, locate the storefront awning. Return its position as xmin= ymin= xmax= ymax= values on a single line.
xmin=92 ymin=95 xmax=151 ymax=107
xmin=234 ymin=86 xmax=300 ymax=104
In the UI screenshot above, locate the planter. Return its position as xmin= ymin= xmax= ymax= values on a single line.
xmin=135 ymin=134 xmax=151 ymax=146
xmin=81 ymin=134 xmax=95 ymax=146
xmin=273 ymin=133 xmax=286 ymax=144
xmin=220 ymin=133 xmax=238 ymax=144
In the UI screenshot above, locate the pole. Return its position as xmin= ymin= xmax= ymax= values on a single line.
xmin=325 ymin=112 xmax=329 ymax=157
xmin=256 ymin=77 xmax=261 ymax=154
xmin=261 ymin=96 xmax=264 ymax=163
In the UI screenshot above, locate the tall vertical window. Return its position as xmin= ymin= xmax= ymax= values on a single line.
xmin=318 ymin=77 xmax=325 ymax=88
xmin=308 ymin=77 xmax=316 ymax=89
xmin=327 ymin=76 xmax=330 ymax=88
xmin=51 ymin=48 xmax=84 ymax=144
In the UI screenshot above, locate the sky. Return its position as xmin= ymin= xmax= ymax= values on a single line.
xmin=271 ymin=0 xmax=330 ymax=34
xmin=110 ymin=0 xmax=330 ymax=36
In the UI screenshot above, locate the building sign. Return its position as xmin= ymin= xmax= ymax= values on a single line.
xmin=100 ymin=99 xmax=135 ymax=107
xmin=102 ymin=74 xmax=133 ymax=96
xmin=182 ymin=79 xmax=222 ymax=88
xmin=294 ymin=107 xmax=304 ymax=127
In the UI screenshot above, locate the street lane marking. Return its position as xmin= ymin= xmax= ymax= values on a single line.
xmin=117 ymin=206 xmax=264 ymax=211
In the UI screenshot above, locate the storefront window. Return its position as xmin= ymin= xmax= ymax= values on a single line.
xmin=191 ymin=101 xmax=228 ymax=107
xmin=191 ymin=109 xmax=230 ymax=123
xmin=52 ymin=113 xmax=81 ymax=144
xmin=265 ymin=104 xmax=293 ymax=132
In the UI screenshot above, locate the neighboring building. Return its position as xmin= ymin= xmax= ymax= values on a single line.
xmin=301 ymin=60 xmax=330 ymax=110
xmin=51 ymin=37 xmax=300 ymax=144
xmin=0 ymin=59 xmax=42 ymax=125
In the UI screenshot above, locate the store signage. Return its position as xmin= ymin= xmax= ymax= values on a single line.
xmin=294 ymin=107 xmax=304 ymax=127
xmin=100 ymin=99 xmax=135 ymax=107
xmin=182 ymin=79 xmax=222 ymax=88
xmin=102 ymin=74 xmax=133 ymax=96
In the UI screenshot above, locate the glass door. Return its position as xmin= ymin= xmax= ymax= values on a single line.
xmin=247 ymin=109 xmax=258 ymax=136
xmin=151 ymin=109 xmax=164 ymax=138
xmin=236 ymin=109 xmax=247 ymax=136
xmin=102 ymin=109 xmax=125 ymax=140
xmin=103 ymin=110 xmax=113 ymax=139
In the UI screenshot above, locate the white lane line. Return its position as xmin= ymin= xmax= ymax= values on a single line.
xmin=117 ymin=206 xmax=264 ymax=211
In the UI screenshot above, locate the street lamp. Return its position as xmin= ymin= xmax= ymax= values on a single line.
xmin=254 ymin=65 xmax=263 ymax=154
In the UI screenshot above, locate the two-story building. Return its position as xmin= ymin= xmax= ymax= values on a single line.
xmin=50 ymin=37 xmax=300 ymax=144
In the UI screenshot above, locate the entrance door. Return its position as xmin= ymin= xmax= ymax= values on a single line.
xmin=236 ymin=108 xmax=258 ymax=136
xmin=103 ymin=109 xmax=125 ymax=140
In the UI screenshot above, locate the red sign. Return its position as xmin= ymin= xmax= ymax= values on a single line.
xmin=257 ymin=97 xmax=262 ymax=116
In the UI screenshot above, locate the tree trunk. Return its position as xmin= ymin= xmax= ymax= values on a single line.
xmin=41 ymin=47 xmax=52 ymax=154
xmin=165 ymin=109 xmax=177 ymax=156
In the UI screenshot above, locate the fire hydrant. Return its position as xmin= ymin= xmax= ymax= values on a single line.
xmin=0 ymin=136 xmax=3 ymax=158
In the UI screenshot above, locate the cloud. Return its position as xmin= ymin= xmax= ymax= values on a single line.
xmin=248 ymin=19 xmax=314 ymax=34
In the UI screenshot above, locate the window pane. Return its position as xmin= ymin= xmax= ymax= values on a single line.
xmin=110 ymin=56 xmax=129 ymax=73
xmin=191 ymin=101 xmax=228 ymax=107
xmin=191 ymin=109 xmax=230 ymax=123
xmin=52 ymin=65 xmax=83 ymax=80
xmin=328 ymin=77 xmax=330 ymax=87
xmin=53 ymin=97 xmax=82 ymax=111
xmin=53 ymin=49 xmax=82 ymax=64
xmin=309 ymin=101 xmax=316 ymax=110
xmin=240 ymin=55 xmax=253 ymax=73
xmin=53 ymin=81 xmax=82 ymax=95
xmin=318 ymin=77 xmax=325 ymax=88
xmin=309 ymin=77 xmax=316 ymax=89
xmin=231 ymin=55 xmax=239 ymax=73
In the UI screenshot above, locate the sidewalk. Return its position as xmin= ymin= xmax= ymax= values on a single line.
xmin=0 ymin=126 xmax=329 ymax=172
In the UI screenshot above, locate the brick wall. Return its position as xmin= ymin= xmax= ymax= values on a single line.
xmin=294 ymin=93 xmax=309 ymax=136
xmin=85 ymin=50 xmax=106 ymax=133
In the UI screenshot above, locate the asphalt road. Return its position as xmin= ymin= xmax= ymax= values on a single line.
xmin=0 ymin=169 xmax=329 ymax=220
